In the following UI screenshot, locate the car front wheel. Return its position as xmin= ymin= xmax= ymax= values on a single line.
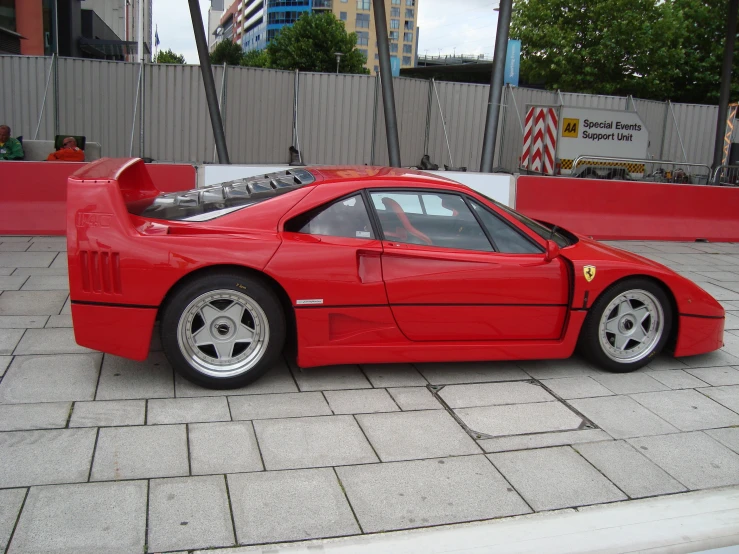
xmin=580 ymin=278 xmax=672 ymax=372
xmin=161 ymin=272 xmax=285 ymax=389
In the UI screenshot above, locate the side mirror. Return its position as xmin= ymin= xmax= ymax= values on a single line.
xmin=545 ymin=240 xmax=560 ymax=262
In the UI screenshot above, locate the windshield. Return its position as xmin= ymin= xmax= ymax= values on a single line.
xmin=481 ymin=195 xmax=572 ymax=247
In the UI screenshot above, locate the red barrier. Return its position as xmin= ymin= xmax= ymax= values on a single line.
xmin=516 ymin=176 xmax=739 ymax=242
xmin=0 ymin=161 xmax=196 ymax=235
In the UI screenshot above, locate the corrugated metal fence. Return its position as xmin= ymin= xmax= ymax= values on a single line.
xmin=0 ymin=54 xmax=720 ymax=171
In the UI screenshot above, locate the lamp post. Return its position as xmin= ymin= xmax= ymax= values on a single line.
xmin=334 ymin=52 xmax=344 ymax=74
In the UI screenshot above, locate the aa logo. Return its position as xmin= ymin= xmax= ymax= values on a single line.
xmin=563 ymin=118 xmax=579 ymax=138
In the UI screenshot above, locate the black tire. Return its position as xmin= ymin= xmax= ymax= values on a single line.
xmin=579 ymin=278 xmax=672 ymax=373
xmin=161 ymin=271 xmax=286 ymax=389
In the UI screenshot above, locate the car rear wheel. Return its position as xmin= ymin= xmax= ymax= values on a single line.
xmin=161 ymin=272 xmax=285 ymax=389
xmin=579 ymin=278 xmax=672 ymax=372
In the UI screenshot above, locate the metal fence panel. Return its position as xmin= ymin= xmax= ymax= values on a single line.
xmin=559 ymin=92 xmax=628 ymax=111
xmin=58 ymin=57 xmax=142 ymax=158
xmin=632 ymin=98 xmax=668 ymax=160
xmin=296 ymin=72 xmax=375 ymax=166
xmin=663 ymin=102 xmax=718 ymax=166
xmin=0 ymin=55 xmax=55 ymax=141
xmin=374 ymin=76 xmax=429 ymax=167
xmin=224 ymin=66 xmax=295 ymax=165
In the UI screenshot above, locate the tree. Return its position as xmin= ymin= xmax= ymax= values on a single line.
xmin=240 ymin=49 xmax=270 ymax=68
xmin=511 ymin=0 xmax=684 ymax=100
xmin=210 ymin=39 xmax=245 ymax=66
xmin=266 ymin=12 xmax=369 ymax=74
xmin=155 ymin=48 xmax=185 ymax=64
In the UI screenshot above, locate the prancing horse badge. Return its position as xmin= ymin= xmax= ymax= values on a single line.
xmin=583 ymin=265 xmax=596 ymax=282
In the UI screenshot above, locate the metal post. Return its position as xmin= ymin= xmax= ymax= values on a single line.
xmin=423 ymin=78 xmax=433 ymax=155
xmin=669 ymin=101 xmax=689 ymax=164
xmin=129 ymin=64 xmax=142 ymax=156
xmin=35 ymin=54 xmax=55 ymax=140
xmin=495 ymin=84 xmax=507 ymax=169
xmin=293 ymin=70 xmax=303 ymax=164
xmin=433 ymin=79 xmax=454 ymax=168
xmin=139 ymin=63 xmax=145 ymax=158
xmin=713 ymin=0 xmax=738 ymax=169
xmin=372 ymin=0 xmax=401 ymax=167
xmin=188 ymin=0 xmax=230 ymax=164
xmin=213 ymin=63 xmax=228 ymax=163
xmin=659 ymin=101 xmax=669 ymax=161
xmin=479 ymin=0 xmax=512 ymax=172
xmin=52 ymin=0 xmax=60 ymax=136
xmin=370 ymin=74 xmax=380 ymax=165
xmin=508 ymin=84 xmax=524 ymax=133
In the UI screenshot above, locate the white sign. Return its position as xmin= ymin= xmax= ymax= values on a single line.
xmin=557 ymin=107 xmax=649 ymax=164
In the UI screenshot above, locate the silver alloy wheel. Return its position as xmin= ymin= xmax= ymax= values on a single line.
xmin=598 ymin=289 xmax=664 ymax=364
xmin=176 ymin=289 xmax=269 ymax=378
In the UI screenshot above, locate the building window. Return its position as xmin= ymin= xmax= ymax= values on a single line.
xmin=391 ymin=0 xmax=400 ymax=4
xmin=391 ymin=7 xmax=400 ymax=16
xmin=405 ymin=8 xmax=414 ymax=18
xmin=404 ymin=20 xmax=413 ymax=30
xmin=359 ymin=49 xmax=368 ymax=59
xmin=374 ymin=65 xmax=379 ymax=73
xmin=356 ymin=13 xmax=370 ymax=28
xmin=356 ymin=0 xmax=370 ymax=9
xmin=403 ymin=44 xmax=412 ymax=54
xmin=267 ymin=0 xmax=310 ymax=6
xmin=356 ymin=31 xmax=369 ymax=45
xmin=403 ymin=32 xmax=413 ymax=42
xmin=390 ymin=19 xmax=399 ymax=29
xmin=341 ymin=0 xmax=347 ymax=2
xmin=402 ymin=56 xmax=411 ymax=65
xmin=267 ymin=11 xmax=303 ymax=25
xmin=389 ymin=30 xmax=398 ymax=40
xmin=406 ymin=0 xmax=414 ymax=5
xmin=389 ymin=42 xmax=398 ymax=53
xmin=339 ymin=11 xmax=347 ymax=20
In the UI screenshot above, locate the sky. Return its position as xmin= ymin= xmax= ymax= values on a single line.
xmin=152 ymin=0 xmax=500 ymax=64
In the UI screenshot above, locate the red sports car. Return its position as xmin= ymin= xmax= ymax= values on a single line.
xmin=67 ymin=158 xmax=725 ymax=389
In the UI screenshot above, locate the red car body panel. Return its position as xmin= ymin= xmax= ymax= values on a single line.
xmin=67 ymin=158 xmax=725 ymax=366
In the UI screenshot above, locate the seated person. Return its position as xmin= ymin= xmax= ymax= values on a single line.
xmin=0 ymin=125 xmax=24 ymax=160
xmin=47 ymin=137 xmax=85 ymax=162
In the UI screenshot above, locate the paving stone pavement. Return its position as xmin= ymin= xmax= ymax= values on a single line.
xmin=1 ymin=237 xmax=739 ymax=552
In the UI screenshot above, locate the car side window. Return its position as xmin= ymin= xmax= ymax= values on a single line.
xmin=370 ymin=191 xmax=492 ymax=251
xmin=287 ymin=194 xmax=375 ymax=240
xmin=469 ymin=200 xmax=543 ymax=254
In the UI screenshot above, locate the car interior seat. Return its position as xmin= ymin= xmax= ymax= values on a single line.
xmin=381 ymin=197 xmax=433 ymax=245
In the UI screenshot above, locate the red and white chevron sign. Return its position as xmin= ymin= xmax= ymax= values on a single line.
xmin=521 ymin=107 xmax=558 ymax=175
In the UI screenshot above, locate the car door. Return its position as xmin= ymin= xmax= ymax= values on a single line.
xmin=370 ymin=189 xmax=569 ymax=342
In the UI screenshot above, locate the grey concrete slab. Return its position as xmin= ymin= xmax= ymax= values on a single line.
xmin=685 ymin=366 xmax=739 ymax=386
xmin=725 ymin=311 xmax=739 ymax=330
xmin=647 ymin=369 xmax=710 ymax=389
xmin=324 ymin=389 xmax=400 ymax=414
xmin=59 ymin=295 xmax=71 ymax=314
xmin=253 ymin=415 xmax=378 ymax=470
xmin=0 ymin=328 xmax=24 ymax=355
xmin=679 ymin=349 xmax=739 ymax=368
xmin=13 ymin=327 xmax=94 ymax=355
xmin=574 ymin=440 xmax=687 ymax=498
xmin=70 ymin=400 xmax=146 ymax=428
xmin=454 ymin=402 xmax=584 ymax=438
xmin=0 ymin=402 xmax=71 ymax=431
xmin=703 ymin=271 xmax=739 ymax=281
xmin=356 ymin=410 xmax=481 ymax=462
xmin=20 ymin=275 xmax=69 ymax=291
xmin=7 ymin=480 xmax=146 ymax=554
xmin=0 ymin=236 xmax=32 ymax=242
xmin=0 ymin=488 xmax=26 ymax=552
xmin=541 ymin=376 xmax=615 ymax=399
xmin=0 ymin=355 xmax=9 ymax=377
xmin=91 ymin=424 xmax=189 ymax=481
xmin=291 ymin=364 xmax=371 ymax=391
xmin=0 ymin=276 xmax=29 ymax=290
xmin=189 ymin=421 xmax=263 ymax=475
xmin=45 ymin=314 xmax=73 ymax=327
xmin=0 ymin=268 xmax=13 ymax=275
xmin=96 ymin=352 xmax=174 ymax=400
xmin=489 ymin=446 xmax=627 ymax=510
xmin=10 ymin=267 xmax=69 ymax=277
xmin=337 ymin=455 xmax=530 ymax=532
xmin=569 ymin=396 xmax=679 ymax=439
xmin=705 ymin=428 xmax=739 ymax=455
xmin=415 ymin=361 xmax=529 ymax=384
xmin=0 ymin=252 xmax=56 ymax=268
xmin=360 ymin=363 xmax=428 ymax=387
xmin=645 ymin=356 xmax=690 ymax=371
xmin=628 ymin=432 xmax=739 ymax=489
xmin=26 ymin=240 xmax=66 ymax=252
xmin=592 ymin=373 xmax=669 ymax=394
xmin=694 ymin=283 xmax=739 ymax=301
xmin=0 ymin=353 xmax=101 ymax=403
xmin=0 ymin=243 xmax=30 ymax=252
xmin=438 ymin=381 xmax=555 ymax=408
xmin=0 ymin=428 xmax=96 ymax=487
xmin=0 ymin=315 xmax=48 ymax=328
xmin=631 ymin=389 xmax=739 ymax=431
xmin=228 ymin=468 xmax=359 ymax=545
xmin=174 ymin=360 xmax=298 ymax=397
xmin=478 ymin=429 xmax=612 ymax=453
xmin=387 ymin=387 xmax=442 ymax=410
xmin=699 ymin=385 xmax=739 ymax=412
xmin=49 ymin=252 xmax=67 ymax=268
xmin=147 ymin=397 xmax=231 ymax=424
xmin=148 ymin=475 xmax=235 ymax=552
xmin=228 ymin=391 xmax=331 ymax=420
xmin=516 ymin=358 xmax=602 ymax=379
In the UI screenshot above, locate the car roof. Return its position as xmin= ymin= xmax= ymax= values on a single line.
xmin=308 ymin=165 xmax=467 ymax=190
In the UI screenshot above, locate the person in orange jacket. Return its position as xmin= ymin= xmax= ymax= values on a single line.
xmin=47 ymin=137 xmax=85 ymax=161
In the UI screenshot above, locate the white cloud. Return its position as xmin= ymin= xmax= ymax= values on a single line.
xmin=152 ymin=0 xmax=210 ymax=64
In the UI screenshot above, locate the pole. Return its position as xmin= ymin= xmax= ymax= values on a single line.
xmin=480 ymin=0 xmax=513 ymax=172
xmin=713 ymin=0 xmax=738 ymax=170
xmin=52 ymin=0 xmax=59 ymax=136
xmin=188 ymin=0 xmax=230 ymax=164
xmin=35 ymin=54 xmax=55 ymax=139
xmin=373 ymin=0 xmax=401 ymax=167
